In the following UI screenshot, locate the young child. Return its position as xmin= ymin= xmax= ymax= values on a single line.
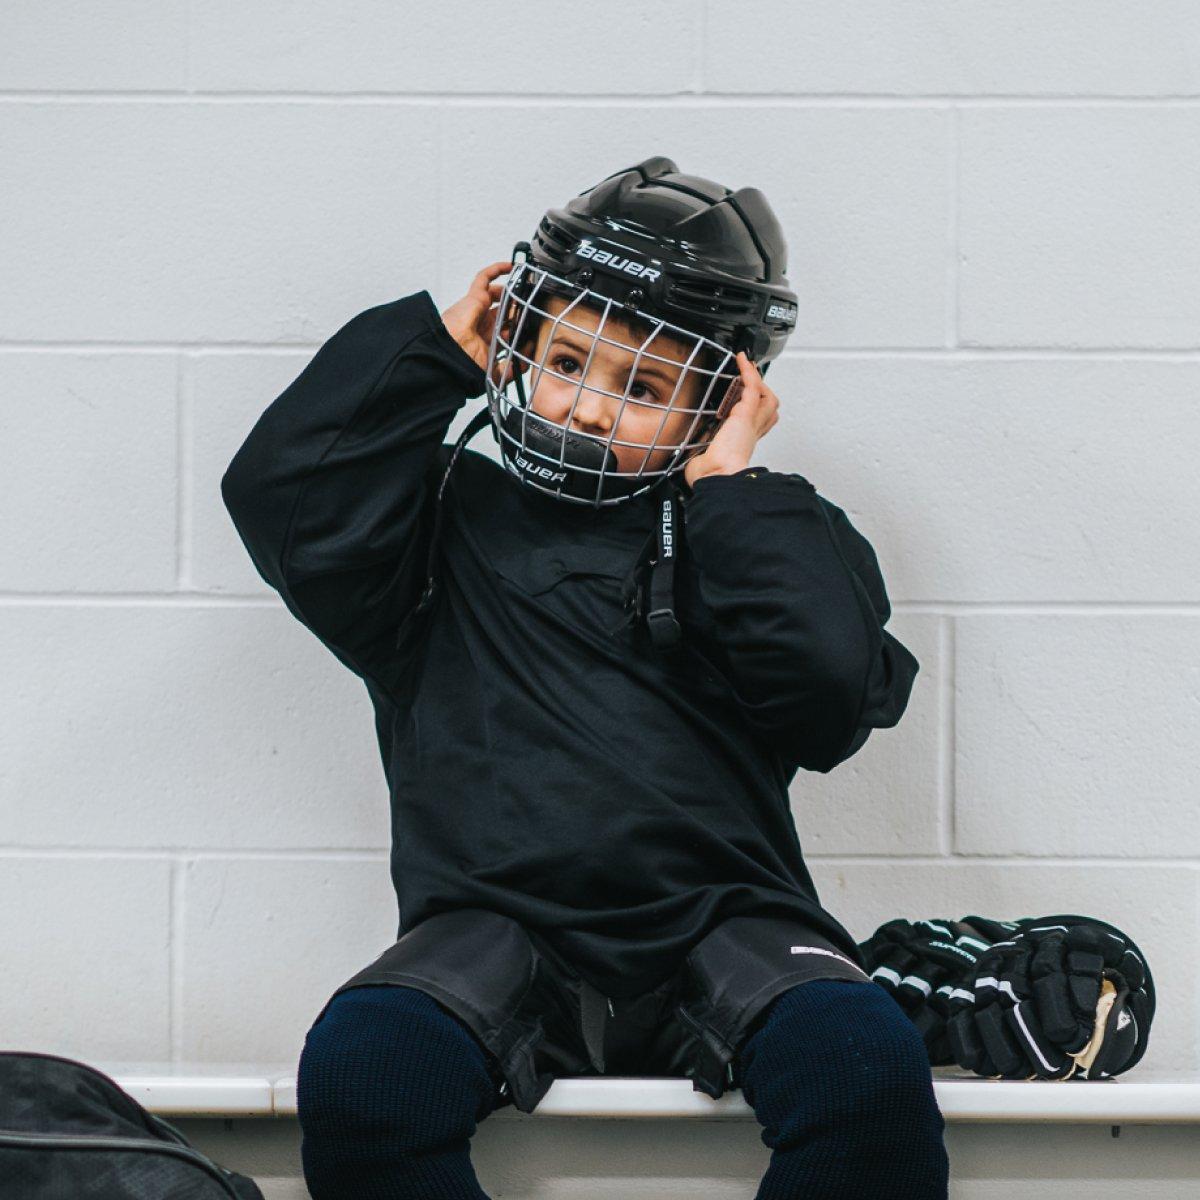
xmin=222 ymin=156 xmax=949 ymax=1199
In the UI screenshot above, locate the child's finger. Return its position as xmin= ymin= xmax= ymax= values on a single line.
xmin=473 ymin=261 xmax=514 ymax=301
xmin=736 ymin=350 xmax=764 ymax=391
xmin=738 ymin=354 xmax=771 ymax=404
xmin=474 ymin=261 xmax=509 ymax=288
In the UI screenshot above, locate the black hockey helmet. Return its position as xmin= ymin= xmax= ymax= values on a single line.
xmin=484 ymin=156 xmax=799 ymax=507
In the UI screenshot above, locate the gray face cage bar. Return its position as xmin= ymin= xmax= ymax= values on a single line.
xmin=485 ymin=256 xmax=742 ymax=508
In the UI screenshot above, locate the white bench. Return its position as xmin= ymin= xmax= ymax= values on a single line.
xmin=80 ymin=1065 xmax=1200 ymax=1199
xmin=92 ymin=1063 xmax=281 ymax=1118
xmin=95 ymin=1064 xmax=1200 ymax=1126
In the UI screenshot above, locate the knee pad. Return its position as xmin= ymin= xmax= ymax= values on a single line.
xmin=297 ymin=984 xmax=498 ymax=1153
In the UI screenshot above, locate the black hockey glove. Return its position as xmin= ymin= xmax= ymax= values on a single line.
xmin=944 ymin=913 xmax=1155 ymax=1080
xmin=857 ymin=915 xmax=1020 ymax=1066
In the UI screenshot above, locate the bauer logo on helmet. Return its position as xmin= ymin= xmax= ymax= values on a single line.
xmin=575 ymin=238 xmax=662 ymax=281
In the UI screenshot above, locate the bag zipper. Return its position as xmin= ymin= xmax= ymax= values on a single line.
xmin=0 ymin=1129 xmax=241 ymax=1198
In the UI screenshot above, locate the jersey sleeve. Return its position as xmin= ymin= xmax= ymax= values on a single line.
xmin=680 ymin=467 xmax=919 ymax=773
xmin=219 ymin=288 xmax=488 ymax=698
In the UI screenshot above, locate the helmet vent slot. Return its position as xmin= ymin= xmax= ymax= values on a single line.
xmin=538 ymin=217 xmax=574 ymax=255
xmin=667 ymin=279 xmax=758 ymax=318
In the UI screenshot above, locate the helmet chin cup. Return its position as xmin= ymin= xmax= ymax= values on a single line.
xmin=497 ymin=406 xmax=647 ymax=505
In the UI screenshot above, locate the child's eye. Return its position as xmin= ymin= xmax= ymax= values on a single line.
xmin=552 ymin=355 xmax=659 ymax=402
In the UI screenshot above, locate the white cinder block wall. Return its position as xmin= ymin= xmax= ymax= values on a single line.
xmin=3 ymin=2 xmax=1199 ymax=1195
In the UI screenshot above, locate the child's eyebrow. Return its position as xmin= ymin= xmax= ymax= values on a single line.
xmin=547 ymin=331 xmax=684 ymax=387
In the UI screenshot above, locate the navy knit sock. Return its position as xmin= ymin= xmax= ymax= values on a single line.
xmin=734 ymin=978 xmax=950 ymax=1200
xmin=296 ymin=984 xmax=500 ymax=1200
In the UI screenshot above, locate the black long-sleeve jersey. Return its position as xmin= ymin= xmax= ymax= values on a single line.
xmin=220 ymin=288 xmax=920 ymax=998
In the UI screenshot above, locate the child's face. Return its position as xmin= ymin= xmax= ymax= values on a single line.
xmin=523 ymin=294 xmax=711 ymax=477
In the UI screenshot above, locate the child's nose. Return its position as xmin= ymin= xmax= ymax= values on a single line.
xmin=565 ymin=384 xmax=614 ymax=432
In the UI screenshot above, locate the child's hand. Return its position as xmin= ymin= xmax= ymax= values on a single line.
xmin=440 ymin=260 xmax=527 ymax=386
xmin=683 ymin=351 xmax=780 ymax=487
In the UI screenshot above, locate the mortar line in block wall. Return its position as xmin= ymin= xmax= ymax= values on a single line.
xmin=1194 ymin=875 xmax=1200 ymax=1072
xmin=3 ymin=93 xmax=1200 ymax=106
xmin=175 ymin=353 xmax=192 ymax=591
xmin=182 ymin=0 xmax=192 ymax=95
xmin=5 ymin=343 xmax=1200 ymax=360
xmin=3 ymin=595 xmax=1200 ymax=615
xmin=941 ymin=614 xmax=956 ymax=857
xmin=809 ymin=856 xmax=1200 ymax=868
xmin=434 ymin=101 xmax=444 ymax=303
xmin=946 ymin=105 xmax=960 ymax=350
xmin=0 ymin=848 xmax=392 ymax=860
xmin=0 ymin=848 xmax=1195 ymax=867
xmin=169 ymin=858 xmax=186 ymax=1063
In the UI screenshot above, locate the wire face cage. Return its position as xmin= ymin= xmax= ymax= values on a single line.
xmin=484 ymin=258 xmax=740 ymax=508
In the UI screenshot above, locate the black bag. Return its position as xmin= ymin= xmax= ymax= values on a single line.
xmin=0 ymin=1051 xmax=265 ymax=1199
